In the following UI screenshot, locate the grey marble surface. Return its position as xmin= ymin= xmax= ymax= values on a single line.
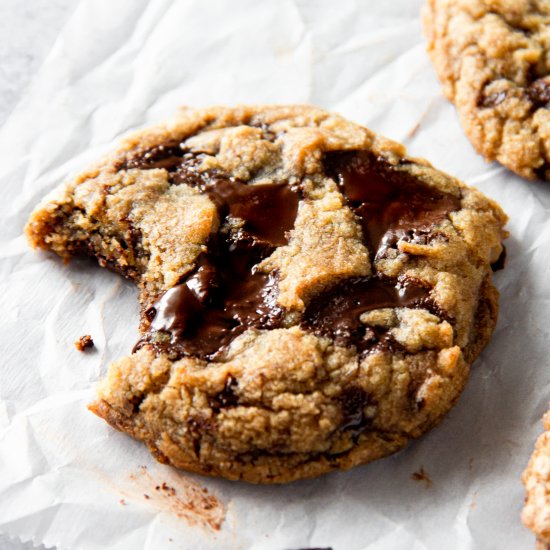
xmin=0 ymin=1 xmax=76 ymax=546
xmin=0 ymin=535 xmax=49 ymax=550
xmin=0 ymin=0 xmax=76 ymax=126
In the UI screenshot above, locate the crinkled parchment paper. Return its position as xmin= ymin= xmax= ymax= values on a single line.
xmin=0 ymin=0 xmax=547 ymax=548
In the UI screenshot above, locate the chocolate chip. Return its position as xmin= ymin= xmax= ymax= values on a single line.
xmin=339 ymin=386 xmax=371 ymax=433
xmin=128 ymin=224 xmax=143 ymax=251
xmin=145 ymin=306 xmax=156 ymax=323
xmin=209 ymin=375 xmax=239 ymax=412
xmin=478 ymin=90 xmax=507 ymax=108
xmin=129 ymin=393 xmax=146 ymax=413
xmin=528 ymin=79 xmax=550 ymax=108
xmin=248 ymin=119 xmax=277 ymax=141
xmin=324 ymin=150 xmax=461 ymax=261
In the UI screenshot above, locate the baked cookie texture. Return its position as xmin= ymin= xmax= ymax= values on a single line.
xmin=523 ymin=409 xmax=550 ymax=549
xmin=423 ymin=0 xmax=550 ymax=180
xmin=25 ymin=105 xmax=507 ymax=483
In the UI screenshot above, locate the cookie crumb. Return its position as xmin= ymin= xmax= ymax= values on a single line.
xmin=161 ymin=482 xmax=176 ymax=496
xmin=411 ymin=467 xmax=432 ymax=487
xmin=144 ymin=494 xmax=150 ymax=499
xmin=75 ymin=334 xmax=94 ymax=352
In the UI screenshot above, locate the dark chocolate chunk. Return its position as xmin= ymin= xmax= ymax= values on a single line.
xmin=197 ymin=177 xmax=299 ymax=246
xmin=143 ymin=256 xmax=282 ymax=359
xmin=324 ymin=150 xmax=461 ymax=261
xmin=339 ymin=386 xmax=372 ymax=432
xmin=301 ymin=276 xmax=430 ymax=353
xmin=209 ymin=375 xmax=239 ymax=412
xmin=478 ymin=90 xmax=507 ymax=108
xmin=300 ymin=151 xmax=459 ymax=352
xmin=528 ymin=78 xmax=550 ymax=109
xmin=122 ymin=141 xmax=185 ymax=171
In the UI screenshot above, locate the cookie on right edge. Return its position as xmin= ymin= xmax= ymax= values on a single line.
xmin=523 ymin=409 xmax=550 ymax=549
xmin=423 ymin=0 xmax=550 ymax=180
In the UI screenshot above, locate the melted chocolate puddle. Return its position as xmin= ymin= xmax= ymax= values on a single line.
xmin=127 ymin=144 xmax=300 ymax=359
xmin=142 ymin=175 xmax=300 ymax=359
xmin=324 ymin=150 xmax=461 ymax=260
xmin=302 ymin=277 xmax=430 ymax=354
xmin=125 ymin=143 xmax=459 ymax=360
xmin=144 ymin=249 xmax=282 ymax=359
xmin=301 ymin=151 xmax=460 ymax=353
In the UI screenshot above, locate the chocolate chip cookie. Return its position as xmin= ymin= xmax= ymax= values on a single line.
xmin=25 ymin=105 xmax=507 ymax=483
xmin=423 ymin=0 xmax=550 ymax=180
xmin=523 ymin=409 xmax=550 ymax=548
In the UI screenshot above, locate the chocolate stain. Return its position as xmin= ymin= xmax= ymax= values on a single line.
xmin=126 ymin=466 xmax=226 ymax=531
xmin=411 ymin=466 xmax=432 ymax=487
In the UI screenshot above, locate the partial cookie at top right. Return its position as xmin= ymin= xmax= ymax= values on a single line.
xmin=423 ymin=0 xmax=550 ymax=180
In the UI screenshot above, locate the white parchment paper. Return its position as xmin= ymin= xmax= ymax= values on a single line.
xmin=0 ymin=0 xmax=547 ymax=548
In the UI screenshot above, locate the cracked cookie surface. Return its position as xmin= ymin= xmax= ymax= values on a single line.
xmin=26 ymin=105 xmax=507 ymax=483
xmin=423 ymin=0 xmax=550 ymax=180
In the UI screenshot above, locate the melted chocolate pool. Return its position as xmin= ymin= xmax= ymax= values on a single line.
xmin=302 ymin=277 xmax=430 ymax=354
xmin=300 ymin=151 xmax=460 ymax=352
xmin=127 ymin=144 xmax=459 ymax=359
xmin=325 ymin=150 xmax=461 ymax=260
xmin=128 ymin=145 xmax=300 ymax=359
xmin=139 ymin=177 xmax=299 ymax=359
